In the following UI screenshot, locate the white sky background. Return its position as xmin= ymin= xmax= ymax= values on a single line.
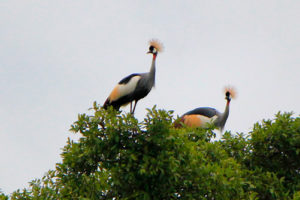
xmin=0 ymin=0 xmax=299 ymax=194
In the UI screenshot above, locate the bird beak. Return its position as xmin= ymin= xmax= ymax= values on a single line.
xmin=147 ymin=50 xmax=152 ymax=54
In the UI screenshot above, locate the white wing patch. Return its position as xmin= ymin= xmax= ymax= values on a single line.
xmin=197 ymin=115 xmax=217 ymax=127
xmin=109 ymin=76 xmax=141 ymax=102
xmin=118 ymin=75 xmax=141 ymax=96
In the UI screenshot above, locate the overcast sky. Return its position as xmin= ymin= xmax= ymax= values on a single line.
xmin=1 ymin=0 xmax=299 ymax=194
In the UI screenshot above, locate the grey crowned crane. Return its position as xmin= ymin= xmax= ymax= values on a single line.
xmin=178 ymin=87 xmax=236 ymax=131
xmin=103 ymin=39 xmax=163 ymax=114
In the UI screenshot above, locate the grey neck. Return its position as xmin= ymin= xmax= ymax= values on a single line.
xmin=148 ymin=55 xmax=156 ymax=87
xmin=219 ymin=101 xmax=230 ymax=130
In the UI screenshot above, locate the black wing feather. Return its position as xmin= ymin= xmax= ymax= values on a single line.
xmin=118 ymin=73 xmax=141 ymax=84
xmin=183 ymin=107 xmax=217 ymax=118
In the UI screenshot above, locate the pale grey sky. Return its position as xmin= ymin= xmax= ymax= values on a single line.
xmin=0 ymin=0 xmax=299 ymax=194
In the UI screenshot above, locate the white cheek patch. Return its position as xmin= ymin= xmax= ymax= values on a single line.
xmin=117 ymin=76 xmax=141 ymax=98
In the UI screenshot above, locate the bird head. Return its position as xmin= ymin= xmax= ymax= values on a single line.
xmin=147 ymin=39 xmax=164 ymax=55
xmin=224 ymin=86 xmax=237 ymax=102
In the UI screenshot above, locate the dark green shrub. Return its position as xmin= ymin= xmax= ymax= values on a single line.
xmin=2 ymin=106 xmax=299 ymax=200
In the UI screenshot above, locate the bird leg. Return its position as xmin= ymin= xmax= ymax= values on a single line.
xmin=130 ymin=102 xmax=133 ymax=113
xmin=131 ymin=100 xmax=138 ymax=114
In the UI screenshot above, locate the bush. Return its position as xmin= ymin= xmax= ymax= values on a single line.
xmin=250 ymin=112 xmax=300 ymax=191
xmin=2 ymin=105 xmax=300 ymax=199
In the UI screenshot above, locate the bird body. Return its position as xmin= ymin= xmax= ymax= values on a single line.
xmin=181 ymin=107 xmax=220 ymax=128
xmin=104 ymin=74 xmax=142 ymax=110
xmin=179 ymin=87 xmax=236 ymax=131
xmin=103 ymin=39 xmax=163 ymax=114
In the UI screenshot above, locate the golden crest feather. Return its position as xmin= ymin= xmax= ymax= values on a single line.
xmin=224 ymin=86 xmax=237 ymax=99
xmin=149 ymin=39 xmax=164 ymax=52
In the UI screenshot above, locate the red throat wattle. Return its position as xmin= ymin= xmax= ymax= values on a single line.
xmin=153 ymin=54 xmax=157 ymax=60
xmin=226 ymin=100 xmax=230 ymax=106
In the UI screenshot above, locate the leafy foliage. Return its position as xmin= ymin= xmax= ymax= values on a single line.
xmin=1 ymin=105 xmax=300 ymax=200
xmin=0 ymin=192 xmax=8 ymax=200
xmin=250 ymin=113 xmax=300 ymax=190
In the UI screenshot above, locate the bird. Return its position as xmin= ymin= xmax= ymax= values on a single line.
xmin=103 ymin=39 xmax=163 ymax=114
xmin=177 ymin=87 xmax=236 ymax=132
